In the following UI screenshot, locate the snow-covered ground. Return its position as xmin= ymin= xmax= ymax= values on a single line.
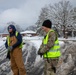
xmin=0 ymin=36 xmax=76 ymax=50
xmin=59 ymin=37 xmax=76 ymax=41
xmin=0 ymin=37 xmax=5 ymax=47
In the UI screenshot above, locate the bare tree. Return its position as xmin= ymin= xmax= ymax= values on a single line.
xmin=49 ymin=0 xmax=74 ymax=38
xmin=36 ymin=6 xmax=50 ymax=35
xmin=36 ymin=0 xmax=75 ymax=37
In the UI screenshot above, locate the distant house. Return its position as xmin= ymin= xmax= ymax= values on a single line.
xmin=20 ymin=30 xmax=37 ymax=37
xmin=0 ymin=30 xmax=37 ymax=37
xmin=0 ymin=33 xmax=9 ymax=37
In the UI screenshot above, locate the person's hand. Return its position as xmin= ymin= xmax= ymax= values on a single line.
xmin=6 ymin=50 xmax=10 ymax=59
xmin=38 ymin=50 xmax=43 ymax=57
xmin=38 ymin=50 xmax=41 ymax=55
xmin=8 ymin=46 xmax=13 ymax=51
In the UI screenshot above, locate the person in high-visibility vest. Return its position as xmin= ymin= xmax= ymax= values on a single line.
xmin=38 ymin=20 xmax=61 ymax=75
xmin=5 ymin=25 xmax=26 ymax=75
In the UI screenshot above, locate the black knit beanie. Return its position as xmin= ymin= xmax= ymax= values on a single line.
xmin=42 ymin=20 xmax=52 ymax=28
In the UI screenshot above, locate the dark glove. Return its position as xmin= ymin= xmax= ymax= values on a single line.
xmin=38 ymin=50 xmax=43 ymax=57
xmin=52 ymin=66 xmax=56 ymax=73
xmin=6 ymin=50 xmax=10 ymax=59
xmin=8 ymin=46 xmax=13 ymax=51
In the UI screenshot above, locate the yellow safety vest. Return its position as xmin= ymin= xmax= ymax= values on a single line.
xmin=7 ymin=31 xmax=23 ymax=48
xmin=43 ymin=29 xmax=61 ymax=58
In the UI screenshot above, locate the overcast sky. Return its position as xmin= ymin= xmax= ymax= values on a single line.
xmin=0 ymin=0 xmax=76 ymax=30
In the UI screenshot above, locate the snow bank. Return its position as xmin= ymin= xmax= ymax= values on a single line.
xmin=23 ymin=36 xmax=65 ymax=49
xmin=0 ymin=41 xmax=5 ymax=47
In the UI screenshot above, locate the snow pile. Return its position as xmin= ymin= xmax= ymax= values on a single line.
xmin=0 ymin=36 xmax=76 ymax=75
xmin=0 ymin=37 xmax=6 ymax=47
xmin=57 ymin=41 xmax=76 ymax=75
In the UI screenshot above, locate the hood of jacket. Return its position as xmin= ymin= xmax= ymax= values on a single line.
xmin=8 ymin=25 xmax=16 ymax=36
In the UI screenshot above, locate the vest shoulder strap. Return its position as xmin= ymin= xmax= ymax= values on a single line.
xmin=48 ymin=29 xmax=58 ymax=41
xmin=15 ymin=31 xmax=18 ymax=36
xmin=7 ymin=31 xmax=19 ymax=39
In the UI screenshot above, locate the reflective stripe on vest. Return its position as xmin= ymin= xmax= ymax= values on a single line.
xmin=43 ymin=29 xmax=61 ymax=58
xmin=7 ymin=31 xmax=23 ymax=48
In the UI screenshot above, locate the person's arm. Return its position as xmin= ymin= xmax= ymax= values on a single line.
xmin=39 ymin=31 xmax=56 ymax=54
xmin=12 ymin=33 xmax=22 ymax=49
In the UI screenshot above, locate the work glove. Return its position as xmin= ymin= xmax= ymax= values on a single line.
xmin=38 ymin=50 xmax=43 ymax=57
xmin=6 ymin=50 xmax=10 ymax=59
xmin=6 ymin=46 xmax=13 ymax=59
xmin=8 ymin=46 xmax=13 ymax=51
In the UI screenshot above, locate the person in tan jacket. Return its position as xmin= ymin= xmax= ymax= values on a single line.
xmin=5 ymin=25 xmax=26 ymax=75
